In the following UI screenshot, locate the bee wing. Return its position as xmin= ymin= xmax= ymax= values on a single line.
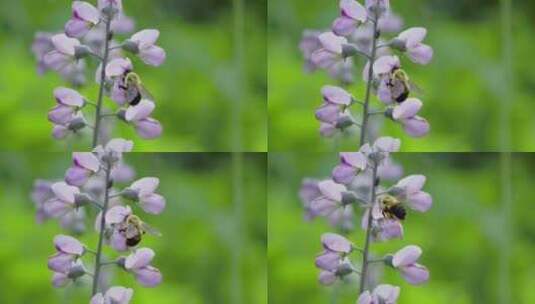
xmin=137 ymin=83 xmax=155 ymax=102
xmin=408 ymin=80 xmax=424 ymax=95
xmin=141 ymin=222 xmax=162 ymax=237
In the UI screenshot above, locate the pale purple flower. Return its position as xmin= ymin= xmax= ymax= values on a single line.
xmin=32 ymin=32 xmax=55 ymax=74
xmin=125 ymin=99 xmax=163 ymax=139
xmin=315 ymin=233 xmax=354 ymax=285
xmin=299 ymin=178 xmax=321 ymax=220
xmin=395 ymin=28 xmax=433 ymax=65
xmin=332 ymin=0 xmax=367 ymax=37
xmin=94 ymin=138 xmax=134 ymax=163
xmin=48 ymin=87 xmax=85 ymax=125
xmin=391 ymin=175 xmax=432 ymax=212
xmin=31 ymin=180 xmax=55 ymax=223
xmin=392 ymin=245 xmax=430 ymax=285
xmin=51 ymin=260 xmax=86 ymax=288
xmin=48 ymin=234 xmax=85 ymax=273
xmin=65 ymin=1 xmax=100 ymax=38
xmin=359 ymin=136 xmax=401 ymax=160
xmin=43 ymin=182 xmax=80 ymax=218
xmin=124 ymin=248 xmax=162 ymax=287
xmin=127 ymin=29 xmax=166 ymax=66
xmin=392 ymin=98 xmax=430 ymax=137
xmin=111 ymin=162 xmax=136 ymax=183
xmin=104 ymin=57 xmax=134 ymax=105
xmin=98 ymin=0 xmax=122 ymax=12
xmin=111 ymin=14 xmax=135 ymax=34
xmin=361 ymin=204 xmax=403 ymax=241
xmin=43 ymin=34 xmax=81 ymax=72
xmin=358 ymin=284 xmax=400 ymax=304
xmin=299 ymin=30 xmax=322 ymax=72
xmin=59 ymin=208 xmax=86 ymax=234
xmin=363 ymin=55 xmax=409 ymax=104
xmin=332 ymin=152 xmax=367 ymax=184
xmin=127 ymin=177 xmax=166 ymax=214
xmin=65 ymin=152 xmax=101 ymax=186
xmin=365 ymin=0 xmax=389 ymax=15
xmin=91 ymin=286 xmax=133 ymax=304
xmin=316 ymin=85 xmax=352 ymax=123
xmin=310 ymin=32 xmax=347 ymax=70
xmin=377 ymin=157 xmax=403 ymax=180
xmin=378 ymin=11 xmax=403 ymax=33
xmin=322 ymin=232 xmax=352 ymax=253
xmin=308 ymin=180 xmax=346 ymax=219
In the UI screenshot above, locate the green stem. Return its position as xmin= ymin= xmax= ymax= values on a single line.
xmin=358 ymin=160 xmax=379 ymax=294
xmin=91 ymin=161 xmax=112 ymax=296
xmin=92 ymin=15 xmax=112 ymax=148
xmin=359 ymin=13 xmax=379 ymax=147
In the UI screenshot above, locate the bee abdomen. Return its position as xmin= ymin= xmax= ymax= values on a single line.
xmin=126 ymin=235 xmax=142 ymax=247
xmin=389 ymin=205 xmax=406 ymax=220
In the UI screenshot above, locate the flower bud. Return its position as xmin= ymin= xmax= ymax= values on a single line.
xmin=67 ymin=264 xmax=86 ymax=280
xmin=384 ymin=108 xmax=394 ymax=120
xmin=74 ymin=45 xmax=91 ymax=59
xmin=335 ymin=115 xmax=354 ymax=129
xmin=68 ymin=117 xmax=86 ymax=131
xmin=368 ymin=151 xmax=385 ymax=163
xmin=74 ymin=193 xmax=93 ymax=207
xmin=341 ymin=191 xmax=359 ymax=206
xmin=383 ymin=254 xmax=394 ymax=268
xmin=102 ymin=6 xmax=119 ymax=18
xmin=336 ymin=262 xmax=354 ymax=276
xmin=342 ymin=43 xmax=360 ymax=58
xmin=121 ymin=188 xmax=139 ymax=201
xmin=389 ymin=38 xmax=407 ymax=52
xmin=122 ymin=40 xmax=140 ymax=54
xmin=116 ymin=257 xmax=126 ymax=269
xmin=116 ymin=109 xmax=127 ymax=122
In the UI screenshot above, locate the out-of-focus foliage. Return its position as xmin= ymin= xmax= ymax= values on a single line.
xmin=0 ymin=0 xmax=267 ymax=152
xmin=0 ymin=152 xmax=267 ymax=304
xmin=268 ymin=0 xmax=535 ymax=151
xmin=269 ymin=152 xmax=535 ymax=303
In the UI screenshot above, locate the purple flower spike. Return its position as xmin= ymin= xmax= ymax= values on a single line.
xmin=332 ymin=152 xmax=367 ymax=184
xmin=91 ymin=286 xmax=134 ymax=304
xmin=43 ymin=34 xmax=81 ymax=71
xmin=44 ymin=182 xmax=80 ymax=218
xmin=332 ymin=0 xmax=367 ymax=36
xmin=128 ymin=29 xmax=167 ymax=66
xmin=393 ymin=175 xmax=432 ymax=212
xmin=125 ymin=248 xmax=163 ymax=287
xmin=125 ymin=99 xmax=163 ymax=139
xmin=358 ymin=284 xmax=400 ymax=304
xmin=392 ymin=98 xmax=430 ymax=137
xmin=128 ymin=177 xmax=166 ymax=214
xmin=396 ymin=27 xmax=433 ymax=65
xmin=65 ymin=152 xmax=100 ymax=186
xmin=65 ymin=1 xmax=100 ymax=38
xmin=392 ymin=245 xmax=430 ymax=285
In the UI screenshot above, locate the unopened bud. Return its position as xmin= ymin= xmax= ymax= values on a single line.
xmin=68 ymin=117 xmax=86 ymax=131
xmin=384 ymin=108 xmax=394 ymax=120
xmin=341 ymin=191 xmax=359 ymax=206
xmin=102 ymin=6 xmax=119 ymax=18
xmin=116 ymin=257 xmax=126 ymax=269
xmin=67 ymin=264 xmax=86 ymax=279
xmin=116 ymin=109 xmax=127 ymax=121
xmin=335 ymin=116 xmax=354 ymax=129
xmin=383 ymin=255 xmax=394 ymax=268
xmin=342 ymin=43 xmax=360 ymax=58
xmin=336 ymin=262 xmax=354 ymax=276
xmin=74 ymin=193 xmax=92 ymax=207
xmin=121 ymin=188 xmax=139 ymax=201
xmin=74 ymin=45 xmax=91 ymax=59
xmin=389 ymin=39 xmax=407 ymax=52
xmin=122 ymin=40 xmax=140 ymax=54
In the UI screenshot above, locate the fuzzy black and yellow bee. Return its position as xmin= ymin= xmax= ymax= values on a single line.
xmin=379 ymin=195 xmax=406 ymax=221
xmin=118 ymin=72 xmax=154 ymax=106
xmin=389 ymin=69 xmax=422 ymax=103
xmin=120 ymin=214 xmax=161 ymax=247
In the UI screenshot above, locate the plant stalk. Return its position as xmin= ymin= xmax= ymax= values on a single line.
xmin=358 ymin=160 xmax=379 ymax=294
xmin=92 ymin=15 xmax=113 ymax=148
xmin=359 ymin=13 xmax=380 ymax=147
xmin=91 ymin=161 xmax=112 ymax=296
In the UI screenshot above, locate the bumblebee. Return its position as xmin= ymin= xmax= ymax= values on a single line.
xmin=379 ymin=195 xmax=406 ymax=221
xmin=119 ymin=72 xmax=154 ymax=106
xmin=121 ymin=214 xmax=161 ymax=247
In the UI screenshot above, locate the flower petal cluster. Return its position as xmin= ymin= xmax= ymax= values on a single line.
xmin=91 ymin=286 xmax=133 ymax=304
xmin=124 ymin=248 xmax=162 ymax=287
xmin=392 ymin=245 xmax=430 ymax=285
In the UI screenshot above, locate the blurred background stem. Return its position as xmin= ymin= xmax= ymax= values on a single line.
xmin=498 ymin=0 xmax=513 ymax=303
xmin=230 ymin=0 xmax=245 ymax=303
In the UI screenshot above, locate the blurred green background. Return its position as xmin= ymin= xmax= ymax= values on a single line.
xmin=0 ymin=152 xmax=267 ymax=304
xmin=268 ymin=0 xmax=535 ymax=152
xmin=269 ymin=152 xmax=534 ymax=303
xmin=0 ymin=0 xmax=266 ymax=152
